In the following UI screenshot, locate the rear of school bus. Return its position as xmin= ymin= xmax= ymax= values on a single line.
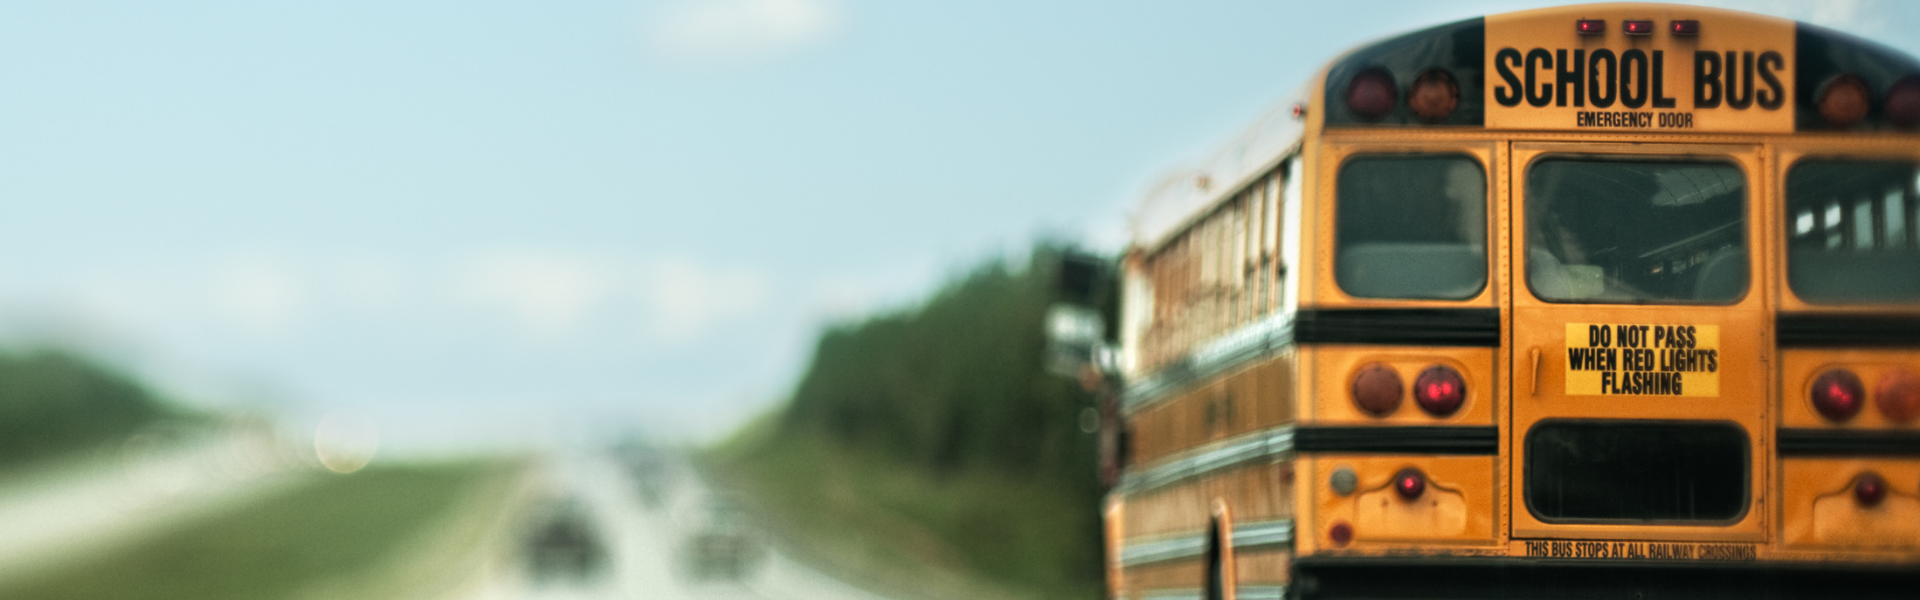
xmin=1107 ymin=3 xmax=1920 ymax=600
xmin=1286 ymin=3 xmax=1920 ymax=599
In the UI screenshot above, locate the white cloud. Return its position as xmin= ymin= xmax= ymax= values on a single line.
xmin=649 ymin=0 xmax=842 ymax=65
xmin=459 ymin=252 xmax=618 ymax=339
xmin=639 ymin=257 xmax=770 ymax=341
xmin=212 ymin=259 xmax=305 ymax=338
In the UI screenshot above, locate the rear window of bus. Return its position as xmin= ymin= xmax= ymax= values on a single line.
xmin=1335 ymin=154 xmax=1487 ymax=300
xmin=1785 ymin=160 xmax=1920 ymax=304
xmin=1525 ymin=158 xmax=1748 ymax=304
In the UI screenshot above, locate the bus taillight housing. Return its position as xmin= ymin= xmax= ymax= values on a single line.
xmin=1346 ymin=69 xmax=1396 ymax=120
xmin=1877 ymin=369 xmax=1920 ymax=423
xmin=1413 ymin=365 xmax=1465 ymax=417
xmin=1855 ymin=472 xmax=1888 ymax=508
xmin=1393 ymin=468 xmax=1426 ymax=500
xmin=1812 ymin=369 xmax=1866 ymax=422
xmin=1352 ymin=363 xmax=1403 ymax=417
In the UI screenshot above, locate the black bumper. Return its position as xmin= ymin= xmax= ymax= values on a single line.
xmin=1292 ymin=556 xmax=1920 ymax=600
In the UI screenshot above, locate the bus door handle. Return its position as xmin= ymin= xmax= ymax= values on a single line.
xmin=1529 ymin=347 xmax=1540 ymax=397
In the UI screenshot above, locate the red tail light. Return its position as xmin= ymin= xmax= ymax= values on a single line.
xmin=1408 ymin=69 xmax=1459 ymax=123
xmin=1811 ymin=369 xmax=1866 ymax=422
xmin=1623 ymin=20 xmax=1654 ymax=36
xmin=1352 ymin=363 xmax=1403 ymax=417
xmin=1887 ymin=76 xmax=1920 ymax=129
xmin=1876 ymin=369 xmax=1920 ymax=423
xmin=1817 ymin=74 xmax=1871 ymax=128
xmin=1393 ymin=468 xmax=1426 ymax=500
xmin=1345 ymin=69 xmax=1396 ymax=120
xmin=1575 ymin=19 xmax=1605 ymax=35
xmin=1413 ymin=365 xmax=1466 ymax=417
xmin=1329 ymin=521 xmax=1354 ymax=546
xmin=1855 ymin=472 xmax=1887 ymax=508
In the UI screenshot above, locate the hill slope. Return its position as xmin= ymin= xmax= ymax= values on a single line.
xmin=714 ymin=249 xmax=1106 ymax=598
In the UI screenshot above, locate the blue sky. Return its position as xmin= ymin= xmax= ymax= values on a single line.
xmin=0 ymin=1 xmax=1913 ymax=451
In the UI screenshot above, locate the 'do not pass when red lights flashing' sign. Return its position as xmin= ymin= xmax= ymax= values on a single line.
xmin=1485 ymin=6 xmax=1794 ymax=133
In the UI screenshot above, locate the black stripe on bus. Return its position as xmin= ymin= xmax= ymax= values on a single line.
xmin=1777 ymin=428 xmax=1920 ymax=457
xmin=1777 ymin=313 xmax=1920 ymax=348
xmin=1294 ymin=426 xmax=1498 ymax=455
xmin=1294 ymin=308 xmax=1501 ymax=347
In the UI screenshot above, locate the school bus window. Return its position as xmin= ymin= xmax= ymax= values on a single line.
xmin=1525 ymin=420 xmax=1749 ymax=523
xmin=1785 ymin=160 xmax=1920 ymax=304
xmin=1525 ymin=159 xmax=1748 ymax=304
xmin=1334 ymin=154 xmax=1487 ymax=300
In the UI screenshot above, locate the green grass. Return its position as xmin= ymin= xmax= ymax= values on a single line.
xmin=0 ymin=460 xmax=518 ymax=600
xmin=707 ymin=426 xmax=1103 ymax=600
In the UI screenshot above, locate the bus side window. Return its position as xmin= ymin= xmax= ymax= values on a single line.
xmin=1334 ymin=154 xmax=1488 ymax=300
xmin=1785 ymin=160 xmax=1920 ymax=303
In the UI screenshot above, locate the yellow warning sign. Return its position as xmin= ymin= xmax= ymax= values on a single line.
xmin=1564 ymin=323 xmax=1720 ymax=397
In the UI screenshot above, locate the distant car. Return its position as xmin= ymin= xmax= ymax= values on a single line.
xmin=675 ymin=497 xmax=766 ymax=582
xmin=523 ymin=497 xmax=608 ymax=584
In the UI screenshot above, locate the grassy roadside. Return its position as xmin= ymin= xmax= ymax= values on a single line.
xmin=706 ymin=418 xmax=1102 ymax=600
xmin=0 ymin=459 xmax=524 ymax=600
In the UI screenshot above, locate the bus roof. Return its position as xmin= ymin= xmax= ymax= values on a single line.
xmin=1129 ymin=2 xmax=1920 ymax=251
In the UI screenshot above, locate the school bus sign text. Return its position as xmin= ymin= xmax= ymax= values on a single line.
xmin=1564 ymin=323 xmax=1721 ymax=397
xmin=1485 ymin=7 xmax=1795 ymax=133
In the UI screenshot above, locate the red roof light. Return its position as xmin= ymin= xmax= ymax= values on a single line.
xmin=1345 ymin=69 xmax=1397 ymax=120
xmin=1671 ymin=20 xmax=1700 ymax=36
xmin=1887 ymin=76 xmax=1920 ymax=129
xmin=1623 ymin=20 xmax=1655 ymax=36
xmin=1576 ymin=19 xmax=1605 ymax=35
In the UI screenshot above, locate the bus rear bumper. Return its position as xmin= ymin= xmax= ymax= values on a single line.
xmin=1291 ymin=555 xmax=1920 ymax=600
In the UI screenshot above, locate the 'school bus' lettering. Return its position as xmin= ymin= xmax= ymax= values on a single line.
xmin=1483 ymin=10 xmax=1795 ymax=132
xmin=1564 ymin=323 xmax=1721 ymax=397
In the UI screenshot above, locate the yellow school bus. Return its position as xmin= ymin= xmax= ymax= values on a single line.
xmin=1103 ymin=4 xmax=1920 ymax=599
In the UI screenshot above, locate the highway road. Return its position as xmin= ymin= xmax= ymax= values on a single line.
xmin=457 ymin=449 xmax=893 ymax=600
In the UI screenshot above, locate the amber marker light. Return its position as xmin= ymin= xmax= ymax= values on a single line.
xmin=1855 ymin=472 xmax=1888 ymax=508
xmin=1811 ymin=369 xmax=1866 ymax=423
xmin=1351 ymin=362 xmax=1403 ymax=417
xmin=1392 ymin=468 xmax=1426 ymax=500
xmin=1876 ymin=369 xmax=1920 ymax=423
xmin=1408 ymin=69 xmax=1459 ymax=123
xmin=1817 ymin=74 xmax=1871 ymax=128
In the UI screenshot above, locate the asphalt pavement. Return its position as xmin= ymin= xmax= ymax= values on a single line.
xmin=457 ymin=449 xmax=893 ymax=600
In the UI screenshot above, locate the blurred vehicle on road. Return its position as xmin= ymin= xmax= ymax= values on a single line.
xmin=674 ymin=495 xmax=765 ymax=582
xmin=522 ymin=495 xmax=608 ymax=585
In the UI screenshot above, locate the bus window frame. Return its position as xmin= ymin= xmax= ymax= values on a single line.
xmin=1316 ymin=139 xmax=1501 ymax=308
xmin=1519 ymin=153 xmax=1755 ymax=307
xmin=1774 ymin=141 xmax=1920 ymax=314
